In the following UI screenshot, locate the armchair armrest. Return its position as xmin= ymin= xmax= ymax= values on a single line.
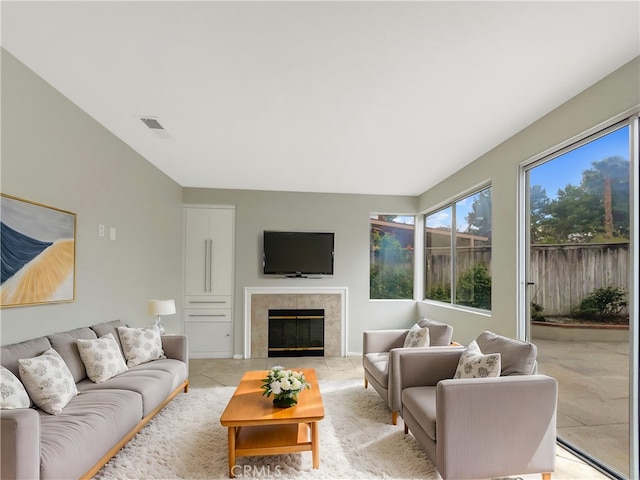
xmin=397 ymin=347 xmax=464 ymax=390
xmin=1 ymin=408 xmax=41 ymax=480
xmin=436 ymin=375 xmax=557 ymax=480
xmin=363 ymin=329 xmax=408 ymax=355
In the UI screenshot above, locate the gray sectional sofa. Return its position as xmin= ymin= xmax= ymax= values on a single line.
xmin=0 ymin=320 xmax=189 ymax=480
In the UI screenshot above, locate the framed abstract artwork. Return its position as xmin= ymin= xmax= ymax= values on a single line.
xmin=1 ymin=194 xmax=76 ymax=307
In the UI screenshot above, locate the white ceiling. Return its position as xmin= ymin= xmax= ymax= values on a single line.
xmin=2 ymin=1 xmax=639 ymax=196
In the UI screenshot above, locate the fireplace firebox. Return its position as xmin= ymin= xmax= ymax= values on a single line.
xmin=268 ymin=309 xmax=324 ymax=357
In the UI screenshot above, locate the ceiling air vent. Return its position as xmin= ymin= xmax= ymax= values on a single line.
xmin=139 ymin=116 xmax=171 ymax=139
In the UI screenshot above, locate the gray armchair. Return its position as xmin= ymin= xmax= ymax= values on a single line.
xmin=399 ymin=331 xmax=557 ymax=480
xmin=363 ymin=318 xmax=458 ymax=425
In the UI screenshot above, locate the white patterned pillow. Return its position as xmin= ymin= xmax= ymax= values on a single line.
xmin=0 ymin=366 xmax=31 ymax=409
xmin=117 ymin=326 xmax=166 ymax=367
xmin=18 ymin=348 xmax=78 ymax=415
xmin=454 ymin=340 xmax=501 ymax=379
xmin=76 ymin=333 xmax=128 ymax=383
xmin=403 ymin=323 xmax=430 ymax=348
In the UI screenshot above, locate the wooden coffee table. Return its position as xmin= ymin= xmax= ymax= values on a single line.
xmin=220 ymin=368 xmax=324 ymax=478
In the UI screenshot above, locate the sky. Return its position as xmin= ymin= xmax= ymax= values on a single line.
xmin=387 ymin=125 xmax=631 ymax=230
xmin=529 ymin=125 xmax=630 ymax=199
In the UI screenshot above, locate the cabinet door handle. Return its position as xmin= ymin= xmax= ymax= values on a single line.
xmin=208 ymin=238 xmax=213 ymax=292
xmin=188 ymin=314 xmax=228 ymax=317
xmin=203 ymin=239 xmax=208 ymax=291
xmin=188 ymin=301 xmax=227 ymax=304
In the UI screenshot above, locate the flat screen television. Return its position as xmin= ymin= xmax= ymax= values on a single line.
xmin=263 ymin=231 xmax=334 ymax=277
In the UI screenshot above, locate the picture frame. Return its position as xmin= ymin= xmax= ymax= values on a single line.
xmin=1 ymin=194 xmax=77 ymax=307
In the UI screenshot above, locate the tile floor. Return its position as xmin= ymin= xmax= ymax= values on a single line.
xmin=189 ymin=356 xmax=611 ymax=480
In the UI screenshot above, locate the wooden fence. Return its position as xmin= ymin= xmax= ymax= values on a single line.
xmin=529 ymin=243 xmax=629 ymax=316
xmin=425 ymin=243 xmax=629 ymax=316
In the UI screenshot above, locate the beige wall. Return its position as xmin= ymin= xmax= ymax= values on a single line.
xmin=1 ymin=49 xmax=184 ymax=345
xmin=182 ymin=188 xmax=419 ymax=355
xmin=417 ymin=57 xmax=640 ymax=344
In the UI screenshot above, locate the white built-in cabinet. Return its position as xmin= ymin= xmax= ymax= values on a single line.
xmin=183 ymin=206 xmax=235 ymax=358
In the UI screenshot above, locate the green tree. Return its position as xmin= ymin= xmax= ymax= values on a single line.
xmin=546 ymin=184 xmax=599 ymax=242
xmin=532 ymin=156 xmax=630 ymax=243
xmin=464 ymin=189 xmax=492 ymax=239
xmin=581 ymin=156 xmax=629 ymax=240
xmin=529 ymin=185 xmax=552 ymax=243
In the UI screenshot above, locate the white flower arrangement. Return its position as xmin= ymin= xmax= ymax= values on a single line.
xmin=261 ymin=366 xmax=311 ymax=400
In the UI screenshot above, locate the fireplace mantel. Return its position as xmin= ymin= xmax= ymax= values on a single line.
xmin=243 ymin=286 xmax=348 ymax=359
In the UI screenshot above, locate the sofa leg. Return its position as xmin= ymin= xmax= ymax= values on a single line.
xmin=392 ymin=411 xmax=398 ymax=425
xmin=364 ymin=376 xmax=368 ymax=389
xmin=541 ymin=474 xmax=551 ymax=480
xmin=404 ymin=422 xmax=408 ymax=434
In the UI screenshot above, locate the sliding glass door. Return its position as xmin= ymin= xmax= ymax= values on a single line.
xmin=523 ymin=120 xmax=636 ymax=478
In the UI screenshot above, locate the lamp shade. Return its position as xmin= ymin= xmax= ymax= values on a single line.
xmin=148 ymin=299 xmax=176 ymax=317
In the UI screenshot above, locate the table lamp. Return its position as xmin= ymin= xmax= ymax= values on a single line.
xmin=148 ymin=299 xmax=176 ymax=335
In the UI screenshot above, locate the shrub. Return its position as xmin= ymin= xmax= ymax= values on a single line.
xmin=574 ymin=286 xmax=627 ymax=321
xmin=531 ymin=302 xmax=546 ymax=322
xmin=370 ymin=264 xmax=413 ymax=299
xmin=456 ymin=262 xmax=491 ymax=310
xmin=426 ymin=283 xmax=451 ymax=302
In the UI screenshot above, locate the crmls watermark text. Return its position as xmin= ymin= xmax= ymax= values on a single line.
xmin=231 ymin=465 xmax=283 ymax=477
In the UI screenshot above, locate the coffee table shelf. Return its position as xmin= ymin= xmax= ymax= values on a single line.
xmin=235 ymin=423 xmax=312 ymax=455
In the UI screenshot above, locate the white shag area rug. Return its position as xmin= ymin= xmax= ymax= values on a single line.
xmin=93 ymin=379 xmax=438 ymax=479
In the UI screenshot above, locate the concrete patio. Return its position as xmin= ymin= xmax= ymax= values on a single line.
xmin=534 ymin=336 xmax=630 ymax=477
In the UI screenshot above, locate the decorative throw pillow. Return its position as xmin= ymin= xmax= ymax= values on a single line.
xmin=76 ymin=333 xmax=128 ymax=383
xmin=403 ymin=323 xmax=430 ymax=348
xmin=18 ymin=348 xmax=78 ymax=415
xmin=417 ymin=317 xmax=453 ymax=346
xmin=454 ymin=340 xmax=501 ymax=379
xmin=117 ymin=326 xmax=166 ymax=367
xmin=0 ymin=366 xmax=31 ymax=409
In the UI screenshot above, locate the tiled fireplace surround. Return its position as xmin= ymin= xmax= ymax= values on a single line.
xmin=243 ymin=287 xmax=347 ymax=358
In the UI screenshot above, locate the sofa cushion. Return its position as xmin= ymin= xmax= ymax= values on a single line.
xmin=18 ymin=348 xmax=78 ymax=415
xmin=129 ymin=358 xmax=188 ymax=392
xmin=39 ymin=389 xmax=142 ymax=480
xmin=91 ymin=319 xmax=126 ymax=352
xmin=0 ymin=365 xmax=31 ymax=409
xmin=47 ymin=327 xmax=98 ymax=383
xmin=403 ymin=323 xmax=430 ymax=348
xmin=76 ymin=333 xmax=128 ymax=383
xmin=1 ymin=336 xmax=52 ymax=379
xmin=77 ymin=368 xmax=173 ymax=417
xmin=402 ymin=386 xmax=437 ymax=441
xmin=453 ymin=340 xmax=501 ymax=379
xmin=418 ymin=318 xmax=453 ymax=346
xmin=118 ymin=326 xmax=166 ymax=367
xmin=475 ymin=331 xmax=537 ymax=376
xmin=363 ymin=352 xmax=389 ymax=388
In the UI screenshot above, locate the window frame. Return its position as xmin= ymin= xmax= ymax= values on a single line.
xmin=369 ymin=213 xmax=416 ymax=301
xmin=423 ymin=185 xmax=493 ymax=312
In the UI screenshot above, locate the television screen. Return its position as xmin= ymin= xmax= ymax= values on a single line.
xmin=263 ymin=231 xmax=334 ymax=276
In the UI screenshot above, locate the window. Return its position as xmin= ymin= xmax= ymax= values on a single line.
xmin=369 ymin=215 xmax=415 ymax=299
xmin=424 ymin=187 xmax=492 ymax=310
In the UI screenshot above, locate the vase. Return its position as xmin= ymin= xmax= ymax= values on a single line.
xmin=272 ymin=394 xmax=298 ymax=408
